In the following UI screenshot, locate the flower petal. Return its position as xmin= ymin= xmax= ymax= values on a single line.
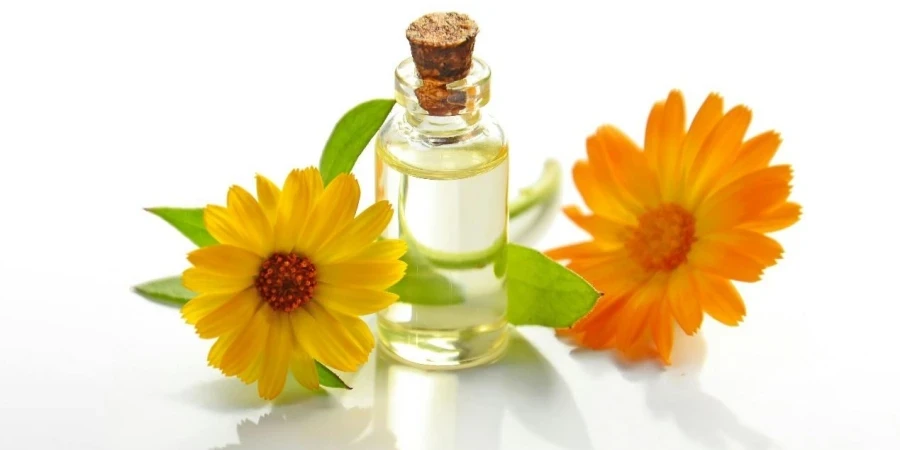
xmin=318 ymin=260 xmax=407 ymax=290
xmin=208 ymin=331 xmax=238 ymax=368
xmin=204 ymin=205 xmax=263 ymax=256
xmin=182 ymin=268 xmax=253 ymax=294
xmin=719 ymin=131 xmax=781 ymax=188
xmin=290 ymin=348 xmax=320 ymax=391
xmin=313 ymin=201 xmax=393 ymax=265
xmin=701 ymin=229 xmax=784 ymax=269
xmin=314 ymin=283 xmax=399 ymax=316
xmin=681 ymin=93 xmax=724 ymax=178
xmin=570 ymin=295 xmax=627 ymax=349
xmin=688 ymin=237 xmax=767 ymax=282
xmin=256 ymin=174 xmax=281 ymax=225
xmin=615 ymin=273 xmax=667 ymax=350
xmin=219 ymin=302 xmax=270 ymax=375
xmin=187 ymin=245 xmax=263 ymax=277
xmin=740 ymin=202 xmax=801 ymax=233
xmin=694 ymin=272 xmax=746 ymax=326
xmin=258 ymin=313 xmax=293 ymax=400
xmin=273 ymin=168 xmax=323 ymax=253
xmin=227 ymin=185 xmax=274 ymax=255
xmin=643 ymin=100 xmax=664 ymax=171
xmin=297 ymin=173 xmax=361 ymax=255
xmin=651 ymin=301 xmax=674 ymax=365
xmin=666 ymin=265 xmax=703 ymax=335
xmin=686 ymin=106 xmax=752 ymax=208
xmin=589 ymin=126 xmax=660 ymax=211
xmin=657 ymin=91 xmax=687 ymax=201
xmin=289 ymin=303 xmax=367 ymax=372
xmin=545 ymin=240 xmax=606 ymax=261
xmin=348 ymin=239 xmax=408 ymax=261
xmin=562 ymin=205 xmax=628 ymax=246
xmin=193 ymin=288 xmax=261 ymax=339
xmin=571 ymin=161 xmax=637 ymax=226
xmin=567 ymin=249 xmax=650 ymax=297
xmin=182 ymin=291 xmax=236 ymax=325
xmin=695 ymin=165 xmax=793 ymax=235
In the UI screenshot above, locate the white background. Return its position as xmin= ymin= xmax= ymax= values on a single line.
xmin=1 ymin=1 xmax=898 ymax=449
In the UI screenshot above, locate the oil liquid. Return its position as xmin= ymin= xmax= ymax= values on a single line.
xmin=376 ymin=139 xmax=509 ymax=369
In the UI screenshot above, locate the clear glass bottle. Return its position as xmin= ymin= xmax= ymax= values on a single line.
xmin=375 ymin=55 xmax=509 ymax=369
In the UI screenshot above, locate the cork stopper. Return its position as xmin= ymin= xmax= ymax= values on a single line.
xmin=406 ymin=12 xmax=479 ymax=115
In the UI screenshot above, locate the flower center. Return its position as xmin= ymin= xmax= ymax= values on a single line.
xmin=625 ymin=204 xmax=696 ymax=272
xmin=254 ymin=253 xmax=317 ymax=313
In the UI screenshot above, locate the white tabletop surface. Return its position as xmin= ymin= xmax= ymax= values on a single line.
xmin=2 ymin=1 xmax=898 ymax=449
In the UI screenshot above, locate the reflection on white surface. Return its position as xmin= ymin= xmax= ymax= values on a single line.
xmin=210 ymin=330 xmax=592 ymax=450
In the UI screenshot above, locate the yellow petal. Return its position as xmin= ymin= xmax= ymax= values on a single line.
xmin=657 ymin=91 xmax=686 ymax=201
xmin=313 ymin=201 xmax=393 ymax=265
xmin=562 ymin=205 xmax=628 ymax=245
xmin=219 ymin=302 xmax=271 ymax=375
xmin=208 ymin=331 xmax=238 ymax=369
xmin=686 ymin=106 xmax=752 ymax=208
xmin=346 ymin=239 xmax=408 ymax=262
xmin=204 ymin=205 xmax=263 ymax=256
xmin=290 ymin=347 xmax=320 ymax=391
xmin=237 ymin=353 xmax=264 ymax=384
xmin=696 ymin=165 xmax=793 ymax=235
xmin=256 ymin=174 xmax=282 ymax=225
xmin=571 ymin=160 xmax=637 ymax=226
xmin=258 ymin=313 xmax=293 ymax=400
xmin=740 ymin=202 xmax=801 ymax=233
xmin=666 ymin=266 xmax=703 ymax=335
xmin=694 ymin=272 xmax=746 ymax=326
xmin=194 ymin=288 xmax=261 ymax=339
xmin=182 ymin=268 xmax=253 ymax=294
xmin=719 ymin=131 xmax=781 ymax=188
xmin=290 ymin=302 xmax=368 ymax=372
xmin=227 ymin=185 xmax=274 ymax=255
xmin=297 ymin=173 xmax=361 ymax=255
xmin=182 ymin=291 xmax=236 ymax=325
xmin=318 ymin=260 xmax=407 ymax=290
xmin=187 ymin=245 xmax=263 ymax=277
xmin=333 ymin=310 xmax=375 ymax=356
xmin=688 ymin=237 xmax=766 ymax=282
xmin=314 ymin=283 xmax=399 ymax=316
xmin=273 ymin=168 xmax=323 ymax=252
xmin=681 ymin=93 xmax=724 ymax=179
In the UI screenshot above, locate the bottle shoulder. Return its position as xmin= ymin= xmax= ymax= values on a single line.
xmin=376 ymin=112 xmax=507 ymax=180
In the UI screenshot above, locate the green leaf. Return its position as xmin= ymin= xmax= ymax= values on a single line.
xmin=315 ymin=362 xmax=351 ymax=389
xmin=390 ymin=249 xmax=465 ymax=306
xmin=145 ymin=207 xmax=217 ymax=247
xmin=133 ymin=276 xmax=195 ymax=306
xmin=319 ymin=99 xmax=396 ymax=185
xmin=507 ymin=244 xmax=600 ymax=327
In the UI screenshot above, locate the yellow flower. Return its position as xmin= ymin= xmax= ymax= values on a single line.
xmin=547 ymin=91 xmax=800 ymax=364
xmin=181 ymin=167 xmax=406 ymax=399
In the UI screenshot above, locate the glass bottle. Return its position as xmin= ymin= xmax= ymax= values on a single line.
xmin=375 ymin=16 xmax=509 ymax=369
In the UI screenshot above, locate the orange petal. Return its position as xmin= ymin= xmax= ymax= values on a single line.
xmin=545 ymin=240 xmax=606 ymax=261
xmin=694 ymin=272 xmax=746 ymax=326
xmin=719 ymin=131 xmax=781 ymax=188
xmin=572 ymin=295 xmax=627 ymax=349
xmin=688 ymin=237 xmax=767 ymax=282
xmin=701 ymin=229 xmax=784 ymax=268
xmin=657 ymin=91 xmax=687 ymax=201
xmin=643 ymin=100 xmax=665 ymax=173
xmin=682 ymin=93 xmax=724 ymax=177
xmin=666 ymin=265 xmax=703 ymax=335
xmin=696 ymin=165 xmax=793 ymax=235
xmin=651 ymin=302 xmax=675 ymax=365
xmin=591 ymin=126 xmax=661 ymax=210
xmin=572 ymin=160 xmax=636 ymax=226
xmin=562 ymin=205 xmax=628 ymax=245
xmin=615 ymin=273 xmax=667 ymax=350
xmin=568 ymin=250 xmax=650 ymax=297
xmin=686 ymin=106 xmax=752 ymax=208
xmin=740 ymin=202 xmax=802 ymax=233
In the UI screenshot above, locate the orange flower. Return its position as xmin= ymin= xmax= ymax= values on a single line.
xmin=547 ymin=90 xmax=800 ymax=364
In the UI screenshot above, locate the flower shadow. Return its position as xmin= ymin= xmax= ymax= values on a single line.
xmin=571 ymin=333 xmax=776 ymax=450
xmin=370 ymin=329 xmax=593 ymax=450
xmin=180 ymin=374 xmax=328 ymax=412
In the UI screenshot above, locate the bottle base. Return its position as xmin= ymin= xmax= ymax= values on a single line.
xmin=376 ymin=320 xmax=509 ymax=370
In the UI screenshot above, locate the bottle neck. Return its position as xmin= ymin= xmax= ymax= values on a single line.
xmin=394 ymin=57 xmax=491 ymax=137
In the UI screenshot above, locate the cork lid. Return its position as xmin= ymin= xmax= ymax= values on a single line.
xmin=406 ymin=12 xmax=480 ymax=115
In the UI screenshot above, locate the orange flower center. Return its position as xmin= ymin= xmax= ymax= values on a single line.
xmin=625 ymin=203 xmax=696 ymax=272
xmin=255 ymin=253 xmax=317 ymax=313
